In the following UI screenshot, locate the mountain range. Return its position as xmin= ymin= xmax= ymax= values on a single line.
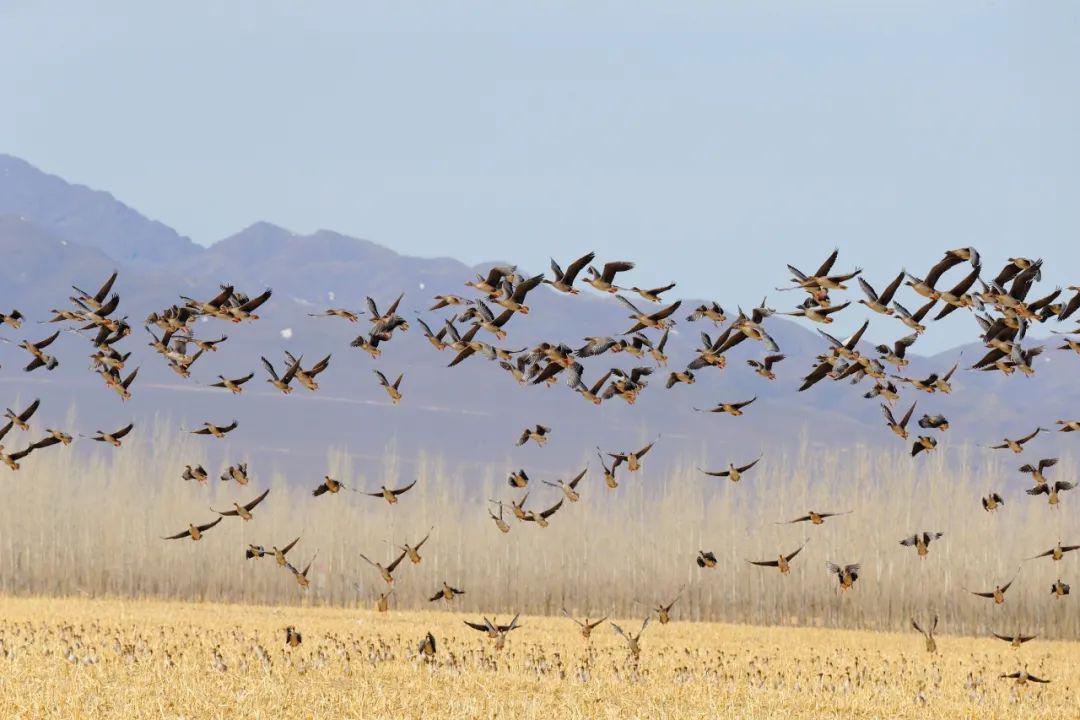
xmin=1 ymin=152 xmax=1076 ymax=486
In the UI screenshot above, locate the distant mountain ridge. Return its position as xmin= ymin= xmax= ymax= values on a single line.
xmin=0 ymin=153 xmax=201 ymax=264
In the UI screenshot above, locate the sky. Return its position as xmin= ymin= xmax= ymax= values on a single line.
xmin=1 ymin=1 xmax=1078 ymax=352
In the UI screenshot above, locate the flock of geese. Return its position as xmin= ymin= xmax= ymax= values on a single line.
xmin=2 ymin=246 xmax=1079 ymax=683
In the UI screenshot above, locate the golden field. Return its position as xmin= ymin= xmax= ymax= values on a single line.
xmin=0 ymin=595 xmax=1075 ymax=720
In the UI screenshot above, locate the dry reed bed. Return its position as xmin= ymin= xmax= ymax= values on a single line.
xmin=1 ymin=421 xmax=1077 ymax=637
xmin=0 ymin=596 xmax=1076 ymax=720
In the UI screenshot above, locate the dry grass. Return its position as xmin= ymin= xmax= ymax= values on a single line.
xmin=2 ymin=418 xmax=1078 ymax=637
xmin=0 ymin=595 xmax=1076 ymax=720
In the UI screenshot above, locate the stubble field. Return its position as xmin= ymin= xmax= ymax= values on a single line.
xmin=0 ymin=596 xmax=1075 ymax=720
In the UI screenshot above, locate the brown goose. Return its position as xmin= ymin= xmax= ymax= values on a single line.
xmin=494 ymin=273 xmax=545 ymax=314
xmin=360 ymin=549 xmax=408 ymax=584
xmin=608 ymin=441 xmax=655 ymax=472
xmin=998 ymin=669 xmax=1050 ymax=685
xmin=516 ymin=425 xmax=551 ymax=447
xmin=286 ymin=551 xmax=317 ymax=589
xmin=782 ymin=300 xmax=850 ymax=324
xmin=1056 ymin=419 xmax=1080 ymax=432
xmin=189 ymin=420 xmax=238 ymax=439
xmin=616 ymin=295 xmax=682 ymax=334
xmin=665 ymin=369 xmax=696 ymax=389
xmin=826 ymin=561 xmax=860 ymax=590
xmin=918 ymin=414 xmax=949 ymax=431
xmin=585 ymin=261 xmax=635 ymax=293
xmin=375 ymin=589 xmax=394 ymax=612
xmin=29 ymin=429 xmax=73 ymax=450
xmin=488 ymin=501 xmax=511 ymax=533
xmin=464 ymin=615 xmax=522 ymax=649
xmin=900 ymin=531 xmax=944 ymax=557
xmin=686 ymin=302 xmax=726 ymax=324
xmin=1025 ymin=541 xmax=1080 ymax=562
xmin=312 ymin=475 xmax=351 ymax=497
xmin=521 ymin=498 xmax=564 ymax=528
xmin=1019 ymin=458 xmax=1057 ymax=485
xmin=245 ymin=544 xmax=267 ymax=559
xmin=778 ymin=510 xmax=851 ymax=526
xmin=415 ymin=317 xmax=449 ymax=350
xmin=783 ymin=250 xmax=861 ymax=291
xmin=545 ymin=252 xmax=595 ymax=294
xmin=507 ymin=494 xmax=530 ymax=520
xmin=20 ymin=330 xmax=61 ymax=372
xmin=402 ymin=529 xmax=432 ymax=564
xmin=992 ymin=630 xmax=1036 ymax=648
xmin=350 ymin=329 xmax=393 ymax=358
xmin=654 ymin=591 xmax=682 ymax=624
xmin=891 ymin=372 xmax=939 ymax=394
xmin=857 ymin=272 xmax=905 ymax=315
xmin=84 ymin=423 xmax=134 ymax=448
xmin=211 ymin=488 xmax=270 ymax=520
xmin=597 ymin=450 xmax=619 ymax=488
xmin=180 ymin=285 xmax=234 ymax=319
xmin=284 ymin=626 xmax=302 ymax=647
xmin=2 ymin=399 xmax=39 ymax=432
xmin=100 ymin=369 xmax=140 ymax=403
xmin=262 ymin=355 xmax=301 ymax=394
xmin=964 ymin=574 xmax=1016 ymax=604
xmin=162 ymin=516 xmax=223 ymax=541
xmin=429 ymin=294 xmax=467 ymax=310
xmin=562 ymin=609 xmax=607 ymax=640
xmin=1050 ymin=579 xmax=1071 ymax=597
xmin=507 ymin=469 xmax=530 ymax=488
xmin=220 ymin=463 xmax=250 ymax=486
xmin=465 ymin=266 xmax=516 ymax=296
xmin=696 ymin=550 xmax=718 ymax=568
xmin=418 ymin=632 xmax=437 ymax=659
xmin=182 ymin=464 xmax=209 ymax=483
xmin=209 ymin=372 xmax=254 ymax=394
xmin=363 ymin=479 xmax=418 ymax=504
xmin=989 ymin=427 xmax=1046 ymax=453
xmin=746 ymin=354 xmax=785 ymax=380
xmin=982 ymin=493 xmax=1005 ymax=512
xmin=283 ymin=352 xmax=332 ymax=391
xmin=270 ymin=537 xmax=300 ymax=566
xmin=428 ymin=581 xmax=465 ymax=603
xmin=374 ymin=370 xmax=404 ymax=403
xmin=891 ymin=299 xmax=937 ymax=334
xmin=611 ymin=617 xmax=650 ymax=658
xmin=225 ymin=288 xmax=272 ymax=322
xmin=694 ymin=397 xmax=756 ymax=416
xmin=932 ymin=262 xmax=982 ymax=320
xmin=649 ymin=328 xmax=670 ymax=366
xmin=912 ymin=616 xmax=938 ymax=653
xmin=1027 ymin=480 xmax=1076 ymax=505
xmin=911 ymin=435 xmax=937 ymax=457
xmin=747 ymin=542 xmax=807 ymax=574
xmin=631 ymin=282 xmax=677 ymax=304
xmin=882 ymin=402 xmax=916 ymax=439
xmin=307 ymin=307 xmax=360 ymax=322
xmin=0 ymin=309 xmax=24 ymax=329
xmin=0 ymin=445 xmax=33 ymax=471
xmin=699 ymin=456 xmax=761 ymax=483
xmin=543 ymin=468 xmax=587 ymax=502
xmin=875 ymin=334 xmax=917 ymax=369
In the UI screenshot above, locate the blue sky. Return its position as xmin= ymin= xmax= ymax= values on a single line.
xmin=1 ymin=1 xmax=1078 ymax=350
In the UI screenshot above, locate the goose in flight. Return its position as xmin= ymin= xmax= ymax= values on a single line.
xmin=747 ymin=542 xmax=807 ymax=574
xmin=211 ymin=488 xmax=270 ymax=520
xmin=162 ymin=516 xmax=223 ymax=541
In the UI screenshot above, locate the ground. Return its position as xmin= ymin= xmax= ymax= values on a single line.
xmin=0 ymin=596 xmax=1075 ymax=719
